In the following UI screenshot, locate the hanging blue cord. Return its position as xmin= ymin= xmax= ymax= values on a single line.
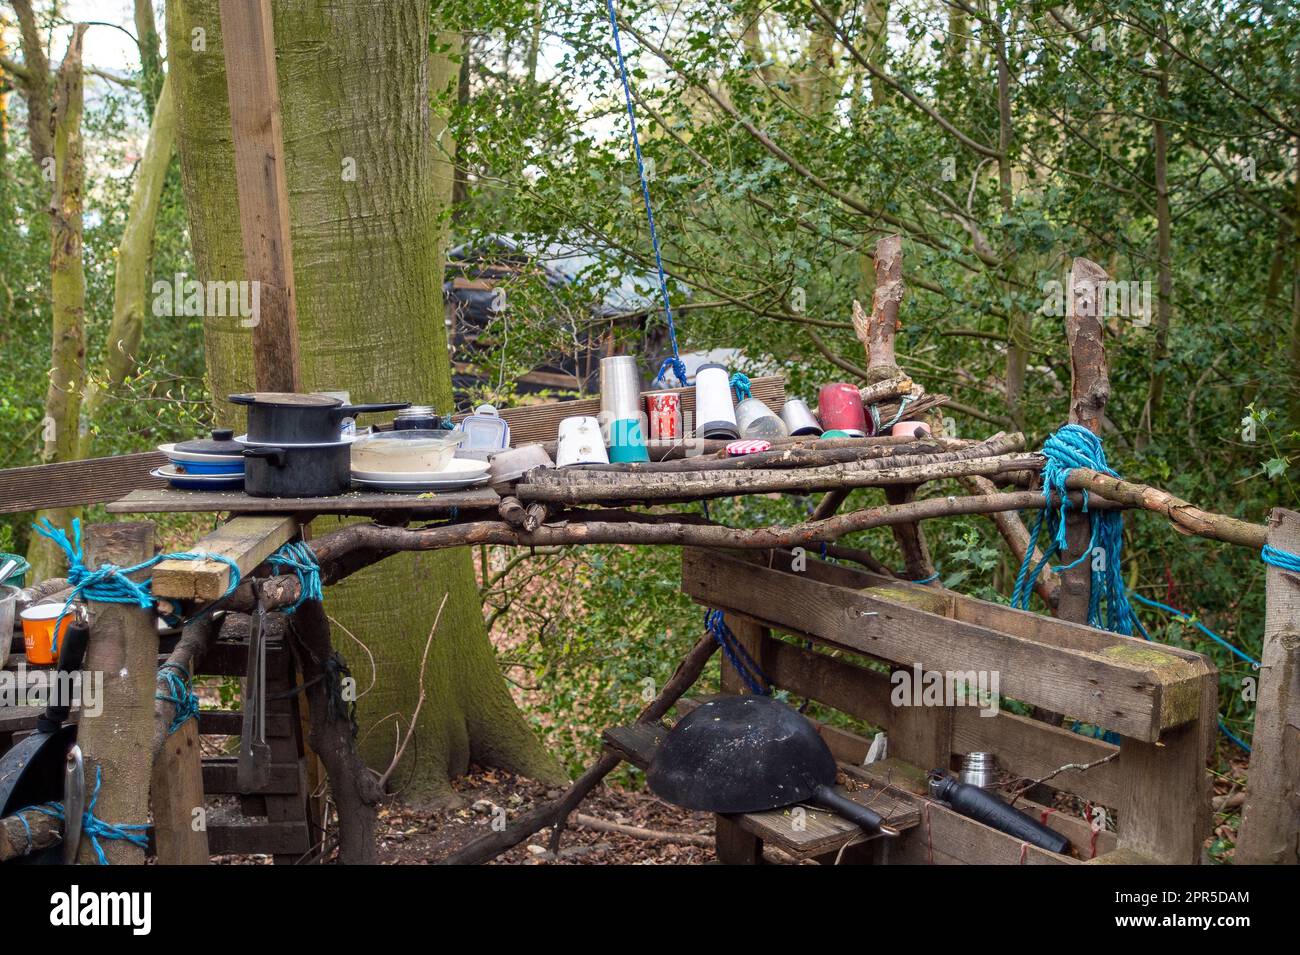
xmin=24 ymin=766 xmax=149 ymax=865
xmin=266 ymin=541 xmax=323 ymax=614
xmin=1218 ymin=718 xmax=1252 ymax=753
xmin=1128 ymin=592 xmax=1260 ymax=668
xmin=705 ymin=610 xmax=771 ymax=695
xmin=155 ymin=661 xmax=200 ymax=735
xmin=32 ymin=517 xmax=241 ymax=650
xmin=605 ymin=0 xmax=686 ymax=387
xmin=1010 ymin=426 xmax=1144 ymax=637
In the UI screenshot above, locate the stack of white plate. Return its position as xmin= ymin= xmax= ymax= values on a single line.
xmin=352 ymin=457 xmax=491 ymax=493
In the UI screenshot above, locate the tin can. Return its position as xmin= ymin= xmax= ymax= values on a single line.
xmin=818 ymin=382 xmax=867 ymax=437
xmin=645 ymin=392 xmax=682 ymax=440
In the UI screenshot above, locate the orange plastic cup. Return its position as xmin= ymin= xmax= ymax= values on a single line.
xmin=20 ymin=603 xmax=71 ymax=665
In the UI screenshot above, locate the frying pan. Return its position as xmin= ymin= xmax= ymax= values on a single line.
xmin=647 ymin=695 xmax=899 ymax=837
xmin=0 ymin=603 xmax=90 ymax=860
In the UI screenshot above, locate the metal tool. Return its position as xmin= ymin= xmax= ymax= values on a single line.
xmin=62 ymin=744 xmax=85 ymax=864
xmin=0 ymin=558 xmax=19 ymax=585
xmin=236 ymin=587 xmax=272 ymax=792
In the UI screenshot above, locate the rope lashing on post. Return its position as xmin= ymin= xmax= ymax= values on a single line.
xmin=265 ymin=541 xmax=323 ymax=614
xmin=1261 ymin=544 xmax=1300 ymax=574
xmin=31 ymin=517 xmax=241 ymax=643
xmin=729 ymin=372 xmax=752 ymax=402
xmin=705 ymin=610 xmax=771 ymax=695
xmin=1010 ymin=426 xmax=1145 ymax=637
xmin=868 ymin=395 xmax=914 ymax=436
xmin=155 ymin=661 xmax=200 ymax=735
xmin=24 ymin=766 xmax=149 ymax=865
xmin=605 ymin=0 xmax=687 ymax=388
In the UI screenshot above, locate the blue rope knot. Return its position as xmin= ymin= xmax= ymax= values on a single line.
xmin=25 ymin=766 xmax=149 ymax=865
xmin=729 ymin=372 xmax=752 ymax=402
xmin=1011 ymin=425 xmax=1144 ymax=637
xmin=654 ymin=355 xmax=689 ymax=388
xmin=156 ymin=662 xmax=200 ymax=735
xmin=31 ymin=518 xmax=241 ymax=648
xmin=267 ymin=541 xmax=323 ymax=613
xmin=705 ymin=609 xmax=771 ymax=695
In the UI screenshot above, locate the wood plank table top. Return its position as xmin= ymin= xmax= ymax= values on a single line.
xmin=107 ymin=485 xmax=501 ymax=515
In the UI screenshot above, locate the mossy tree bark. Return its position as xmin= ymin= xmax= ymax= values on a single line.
xmin=166 ymin=0 xmax=563 ymax=804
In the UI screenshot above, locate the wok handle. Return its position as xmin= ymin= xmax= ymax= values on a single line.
xmin=338 ymin=402 xmax=410 ymax=416
xmin=37 ymin=607 xmax=90 ymax=733
xmin=811 ymin=783 xmax=899 ymax=837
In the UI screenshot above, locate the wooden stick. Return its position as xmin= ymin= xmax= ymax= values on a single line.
xmin=1058 ymin=256 xmax=1111 ymax=623
xmin=441 ymin=632 xmax=719 ymax=865
xmin=959 ymin=473 xmax=1061 ymax=609
xmin=0 ymin=809 xmax=61 ymax=862
xmin=857 ymin=233 xmax=904 ymax=382
xmin=858 ymin=374 xmax=913 ymax=406
xmin=152 ymin=616 xmax=219 ymax=758
xmin=570 ymin=812 xmax=713 ymax=848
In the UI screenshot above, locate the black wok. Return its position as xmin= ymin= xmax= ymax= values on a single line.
xmin=647 ymin=694 xmax=898 ymax=837
xmin=0 ymin=604 xmax=90 ymax=863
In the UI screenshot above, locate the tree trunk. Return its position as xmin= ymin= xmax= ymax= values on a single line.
xmin=166 ymin=0 xmax=564 ymax=804
xmin=26 ymin=25 xmax=88 ymax=583
xmin=80 ymin=74 xmax=177 ymax=457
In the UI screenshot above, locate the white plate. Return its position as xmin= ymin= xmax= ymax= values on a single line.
xmin=350 ymin=458 xmax=489 ymax=483
xmin=158 ymin=442 xmax=244 ymax=463
xmin=150 ymin=466 xmax=245 ymax=486
xmin=352 ymin=474 xmax=490 ymax=493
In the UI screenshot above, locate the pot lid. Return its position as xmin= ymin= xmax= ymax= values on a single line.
xmin=396 ymin=405 xmax=441 ymax=417
xmin=228 ymin=392 xmax=342 ymax=408
xmin=173 ymin=429 xmax=243 ymax=455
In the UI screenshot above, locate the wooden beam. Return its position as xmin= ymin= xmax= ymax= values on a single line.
xmin=682 ymin=548 xmax=1208 ymax=741
xmin=714 ymin=615 xmax=769 ymax=864
xmin=152 ymin=515 xmax=298 ymax=602
xmin=218 ymin=0 xmax=302 ymax=392
xmin=0 ymin=451 xmax=165 ymax=513
xmin=1236 ymin=507 xmax=1300 ymax=864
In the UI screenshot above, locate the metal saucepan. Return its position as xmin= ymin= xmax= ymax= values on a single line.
xmin=242 ymin=441 xmax=352 ymax=498
xmin=228 ymin=392 xmax=409 ymax=445
xmin=0 ymin=603 xmax=90 ymax=862
xmin=647 ymin=694 xmax=899 ymax=837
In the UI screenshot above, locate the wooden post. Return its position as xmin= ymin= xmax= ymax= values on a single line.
xmin=150 ymin=720 xmax=209 ymax=864
xmin=1059 ymin=256 xmax=1110 ymax=622
xmin=217 ymin=0 xmax=302 ymax=392
xmin=854 ymin=234 xmax=937 ymax=583
xmin=716 ymin=616 xmax=768 ymax=863
xmin=1236 ymin=507 xmax=1300 ymax=864
xmin=77 ymin=522 xmax=157 ymax=864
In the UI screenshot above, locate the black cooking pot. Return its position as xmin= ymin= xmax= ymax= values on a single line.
xmin=229 ymin=393 xmax=409 ymax=444
xmin=242 ymin=442 xmax=351 ymax=497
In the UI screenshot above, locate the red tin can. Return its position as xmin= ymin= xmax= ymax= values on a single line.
xmin=645 ymin=392 xmax=682 ymax=440
xmin=818 ymin=382 xmax=867 ymax=436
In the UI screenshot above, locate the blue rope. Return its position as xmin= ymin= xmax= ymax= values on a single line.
xmin=869 ymin=395 xmax=914 ymax=435
xmin=605 ymin=0 xmax=686 ymax=387
xmin=1010 ymin=426 xmax=1145 ymax=637
xmin=1128 ymin=592 xmax=1260 ymax=668
xmin=729 ymin=372 xmax=752 ymax=402
xmin=266 ymin=541 xmax=322 ymax=614
xmin=155 ymin=662 xmax=199 ymax=735
xmin=911 ymin=572 xmax=940 ymax=585
xmin=1218 ymin=718 xmax=1252 ymax=753
xmin=1261 ymin=544 xmax=1300 ymax=574
xmin=705 ymin=610 xmax=771 ymax=695
xmin=31 ymin=517 xmax=241 ymax=651
xmin=24 ymin=766 xmax=149 ymax=865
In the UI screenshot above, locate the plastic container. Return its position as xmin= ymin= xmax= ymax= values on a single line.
xmin=818 ymin=382 xmax=867 ymax=437
xmin=457 ymin=405 xmax=511 ymax=452
xmin=607 ymin=418 xmax=650 ymax=463
xmin=351 ymin=429 xmax=466 ymax=474
xmin=891 ymin=420 xmax=932 ymax=439
xmin=0 ymin=585 xmax=17 ymax=669
xmin=21 ymin=602 xmax=72 ymax=666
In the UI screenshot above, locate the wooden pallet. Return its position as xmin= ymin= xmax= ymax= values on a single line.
xmin=681 ymin=548 xmax=1219 ymax=865
xmin=603 ymin=718 xmax=919 ymax=861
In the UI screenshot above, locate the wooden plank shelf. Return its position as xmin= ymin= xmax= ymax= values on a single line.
xmin=108 ymin=485 xmax=500 ymax=516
